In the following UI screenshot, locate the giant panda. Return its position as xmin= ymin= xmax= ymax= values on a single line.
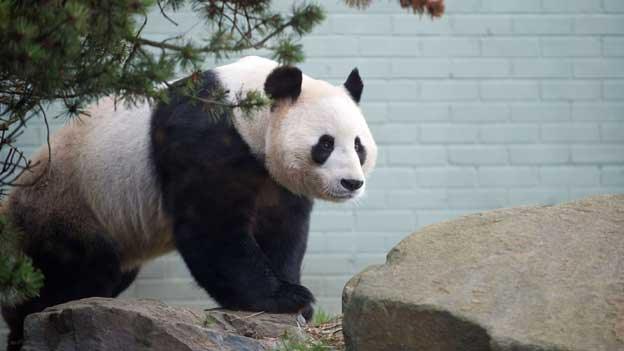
xmin=1 ymin=56 xmax=377 ymax=350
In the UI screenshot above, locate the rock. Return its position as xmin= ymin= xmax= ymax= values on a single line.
xmin=22 ymin=298 xmax=305 ymax=351
xmin=343 ymin=195 xmax=624 ymax=351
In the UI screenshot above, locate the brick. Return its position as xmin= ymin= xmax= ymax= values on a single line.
xmin=331 ymin=15 xmax=392 ymax=34
xmin=365 ymin=80 xmax=420 ymax=101
xmin=324 ymin=233 xmax=357 ymax=254
xmin=355 ymin=232 xmax=388 ymax=253
xmin=323 ymin=276 xmax=352 ymax=297
xmin=575 ymin=16 xmax=624 ymax=34
xmin=541 ymin=81 xmax=601 ymax=100
xmin=388 ymin=103 xmax=450 ymax=122
xmin=15 ymin=125 xmax=42 ymax=146
xmin=512 ymin=59 xmax=572 ymax=78
xmin=452 ymin=15 xmax=513 ymax=35
xmin=604 ymin=38 xmax=624 ymax=57
xmin=371 ymin=124 xmax=418 ymax=144
xmin=302 ymin=255 xmax=354 ymax=275
xmin=421 ymin=38 xmax=480 ymax=57
xmin=444 ymin=0 xmax=481 ymax=13
xmin=605 ymin=0 xmax=624 ymax=12
xmin=417 ymin=210 xmax=480 ymax=227
xmin=452 ymin=59 xmax=511 ymax=78
xmin=509 ymin=188 xmax=569 ymax=205
xmin=482 ymin=38 xmax=540 ymax=57
xmin=574 ymin=59 xmax=624 ymax=78
xmin=421 ymin=81 xmax=480 ymax=101
xmin=355 ymin=210 xmax=415 ymax=232
xmin=541 ymin=123 xmax=600 ymax=142
xmin=572 ymin=103 xmax=624 ymax=120
xmin=510 ymin=146 xmax=570 ymax=164
xmin=540 ymin=166 xmax=600 ymax=186
xmin=448 ymin=146 xmax=509 ymax=165
xmin=478 ymin=167 xmax=539 ymax=186
xmin=310 ymin=211 xmax=354 ymax=231
xmin=138 ymin=260 xmax=167 ymax=279
xmin=302 ymin=36 xmax=358 ymax=57
xmin=481 ymin=81 xmax=539 ymax=101
xmin=571 ymin=145 xmax=624 ymax=163
xmin=415 ymin=167 xmax=478 ymax=187
xmin=479 ymin=124 xmax=539 ymax=144
xmin=384 ymin=233 xmax=409 ymax=251
xmin=513 ymin=16 xmax=573 ymax=34
xmin=393 ymin=15 xmax=452 ymax=34
xmin=602 ymin=167 xmax=624 ymax=185
xmin=421 ymin=124 xmax=479 ymax=143
xmin=325 ymin=58 xmax=392 ymax=79
xmin=604 ymin=81 xmax=624 ymax=101
xmin=367 ymin=168 xmax=415 ymax=189
xmin=542 ymin=0 xmax=600 ymax=12
xmin=541 ymin=37 xmax=601 ymax=57
xmin=570 ymin=187 xmax=624 ymax=200
xmin=360 ymin=103 xmax=387 ymax=123
xmin=353 ymin=254 xmax=386 ymax=272
xmin=601 ymin=122 xmax=624 ymax=141
xmin=297 ymin=59 xmax=331 ymax=77
xmin=448 ymin=189 xmax=508 ymax=209
xmin=451 ymin=103 xmax=510 ymax=122
xmin=359 ymin=37 xmax=421 ymax=57
xmin=306 ymin=233 xmax=326 ymax=254
xmin=347 ymin=190 xmax=386 ymax=210
xmin=392 ymin=59 xmax=452 ymax=78
xmin=481 ymin=0 xmax=541 ymax=13
xmin=386 ymin=146 xmax=448 ymax=165
xmin=315 ymin=298 xmax=342 ymax=315
xmin=143 ymin=10 xmax=198 ymax=35
xmin=300 ymin=276 xmax=325 ymax=296
xmin=385 ymin=190 xmax=448 ymax=209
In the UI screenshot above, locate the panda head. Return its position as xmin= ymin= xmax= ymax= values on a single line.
xmin=263 ymin=66 xmax=377 ymax=202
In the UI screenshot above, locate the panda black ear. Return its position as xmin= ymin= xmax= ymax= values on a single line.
xmin=344 ymin=68 xmax=363 ymax=104
xmin=264 ymin=66 xmax=303 ymax=101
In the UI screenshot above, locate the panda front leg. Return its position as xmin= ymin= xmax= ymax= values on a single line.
xmin=170 ymin=183 xmax=314 ymax=315
xmin=253 ymin=183 xmax=315 ymax=320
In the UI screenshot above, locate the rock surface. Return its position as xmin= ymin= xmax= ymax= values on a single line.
xmin=343 ymin=195 xmax=624 ymax=351
xmin=22 ymin=298 xmax=304 ymax=351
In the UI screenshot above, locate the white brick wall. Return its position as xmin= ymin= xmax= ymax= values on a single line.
xmin=2 ymin=0 xmax=624 ymax=341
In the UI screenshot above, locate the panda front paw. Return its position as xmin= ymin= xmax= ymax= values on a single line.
xmin=270 ymin=280 xmax=315 ymax=315
xmin=300 ymin=304 xmax=314 ymax=322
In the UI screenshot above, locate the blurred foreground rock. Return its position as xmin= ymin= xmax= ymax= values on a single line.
xmin=22 ymin=298 xmax=304 ymax=351
xmin=343 ymin=195 xmax=624 ymax=351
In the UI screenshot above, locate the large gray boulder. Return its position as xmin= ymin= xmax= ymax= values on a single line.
xmin=22 ymin=298 xmax=304 ymax=351
xmin=343 ymin=195 xmax=624 ymax=351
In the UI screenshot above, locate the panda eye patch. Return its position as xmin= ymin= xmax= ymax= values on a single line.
xmin=312 ymin=134 xmax=334 ymax=165
xmin=355 ymin=136 xmax=366 ymax=166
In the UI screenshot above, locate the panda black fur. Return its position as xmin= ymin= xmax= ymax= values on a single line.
xmin=1 ymin=56 xmax=377 ymax=350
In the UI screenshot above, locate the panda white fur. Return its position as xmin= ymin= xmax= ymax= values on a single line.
xmin=1 ymin=56 xmax=377 ymax=350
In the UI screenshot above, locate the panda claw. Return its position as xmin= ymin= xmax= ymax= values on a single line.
xmin=271 ymin=280 xmax=315 ymax=314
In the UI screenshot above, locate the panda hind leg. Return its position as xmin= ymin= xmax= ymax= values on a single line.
xmin=2 ymin=232 xmax=125 ymax=351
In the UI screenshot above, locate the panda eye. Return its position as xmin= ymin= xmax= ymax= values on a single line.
xmin=354 ymin=137 xmax=362 ymax=152
xmin=320 ymin=135 xmax=334 ymax=150
xmin=354 ymin=136 xmax=366 ymax=166
xmin=312 ymin=134 xmax=335 ymax=165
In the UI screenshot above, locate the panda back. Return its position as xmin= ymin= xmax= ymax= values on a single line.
xmin=78 ymin=97 xmax=173 ymax=265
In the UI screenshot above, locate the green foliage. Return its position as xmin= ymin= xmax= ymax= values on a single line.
xmin=311 ymin=308 xmax=334 ymax=326
xmin=0 ymin=215 xmax=44 ymax=306
xmin=274 ymin=332 xmax=331 ymax=351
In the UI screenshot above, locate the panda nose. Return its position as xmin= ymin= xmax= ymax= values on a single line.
xmin=341 ymin=179 xmax=363 ymax=191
